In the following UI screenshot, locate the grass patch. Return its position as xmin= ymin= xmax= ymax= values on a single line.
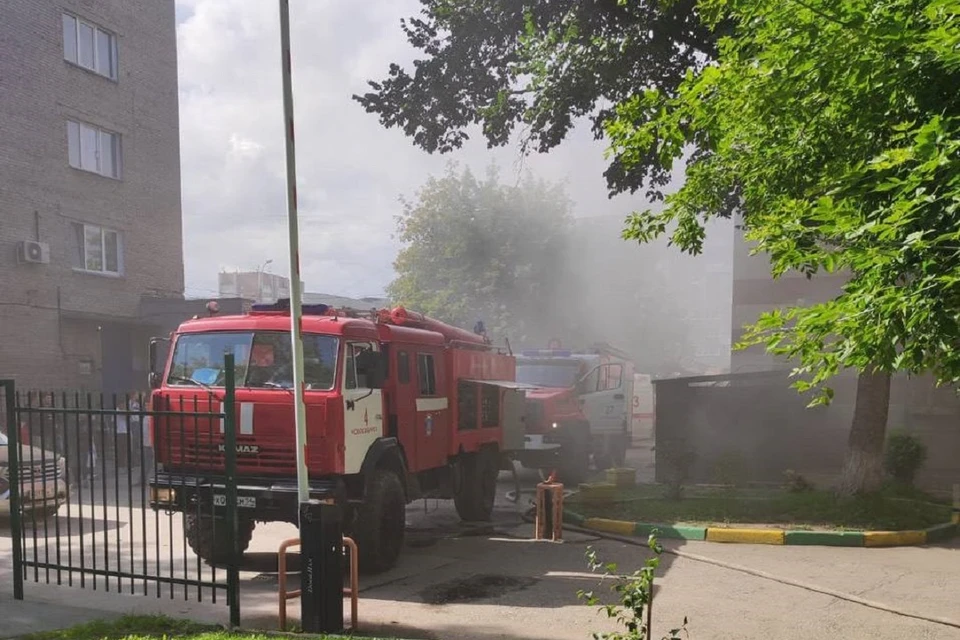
xmin=17 ymin=614 xmax=395 ymax=640
xmin=568 ymin=485 xmax=952 ymax=531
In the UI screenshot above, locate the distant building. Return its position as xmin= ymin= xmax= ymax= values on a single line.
xmin=218 ymin=270 xmax=292 ymax=303
xmin=0 ymin=1 xmax=183 ymax=392
xmin=216 ymin=270 xmax=388 ymax=311
xmin=303 ymin=292 xmax=390 ymax=310
xmin=726 ymin=217 xmax=960 ymax=494
xmin=730 ymin=218 xmax=848 ymax=372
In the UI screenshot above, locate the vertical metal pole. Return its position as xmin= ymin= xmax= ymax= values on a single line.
xmin=278 ymin=0 xmax=310 ymax=507
xmin=3 ymin=381 xmax=24 ymax=600
xmin=223 ymin=354 xmax=240 ymax=628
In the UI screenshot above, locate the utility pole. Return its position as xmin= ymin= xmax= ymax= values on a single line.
xmin=278 ymin=0 xmax=309 ymax=506
xmin=278 ymin=4 xmax=342 ymax=633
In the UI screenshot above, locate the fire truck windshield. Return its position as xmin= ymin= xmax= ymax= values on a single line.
xmin=167 ymin=331 xmax=339 ymax=390
xmin=516 ymin=362 xmax=581 ymax=387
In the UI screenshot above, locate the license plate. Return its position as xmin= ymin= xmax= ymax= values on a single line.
xmin=213 ymin=494 xmax=256 ymax=508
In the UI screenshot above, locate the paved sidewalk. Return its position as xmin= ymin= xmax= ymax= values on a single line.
xmin=0 ymin=589 xmax=121 ymax=638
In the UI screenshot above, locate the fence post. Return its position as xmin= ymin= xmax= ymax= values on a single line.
xmin=222 ymin=355 xmax=240 ymax=628
xmin=2 ymin=380 xmax=24 ymax=601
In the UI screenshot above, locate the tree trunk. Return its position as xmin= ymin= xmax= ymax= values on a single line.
xmin=836 ymin=369 xmax=892 ymax=497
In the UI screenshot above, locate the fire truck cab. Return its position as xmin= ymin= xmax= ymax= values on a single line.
xmin=148 ymin=302 xmax=525 ymax=573
xmin=516 ymin=346 xmax=634 ymax=481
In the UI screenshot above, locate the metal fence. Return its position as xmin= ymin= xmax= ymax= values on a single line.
xmin=1 ymin=363 xmax=241 ymax=625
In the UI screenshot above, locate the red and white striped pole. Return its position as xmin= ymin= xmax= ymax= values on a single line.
xmin=278 ymin=0 xmax=310 ymax=506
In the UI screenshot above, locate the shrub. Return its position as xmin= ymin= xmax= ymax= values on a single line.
xmin=658 ymin=438 xmax=697 ymax=501
xmin=712 ymin=451 xmax=748 ymax=487
xmin=782 ymin=469 xmax=813 ymax=493
xmin=884 ymin=432 xmax=927 ymax=486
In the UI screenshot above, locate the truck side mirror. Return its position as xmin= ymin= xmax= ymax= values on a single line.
xmin=148 ymin=337 xmax=169 ymax=390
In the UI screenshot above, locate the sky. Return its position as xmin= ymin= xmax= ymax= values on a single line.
xmin=174 ymin=0 xmax=674 ymax=300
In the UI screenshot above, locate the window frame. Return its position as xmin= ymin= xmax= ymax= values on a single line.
xmin=72 ymin=222 xmax=123 ymax=276
xmin=343 ymin=341 xmax=376 ymax=391
xmin=67 ymin=119 xmax=122 ymax=179
xmin=599 ymin=364 xmax=624 ymax=392
xmin=417 ymin=353 xmax=437 ymax=397
xmin=397 ymin=350 xmax=411 ymax=385
xmin=62 ymin=13 xmax=118 ymax=80
xmin=166 ymin=331 xmax=339 ymax=391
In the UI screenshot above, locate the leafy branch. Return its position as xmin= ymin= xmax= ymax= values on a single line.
xmin=578 ymin=534 xmax=689 ymax=640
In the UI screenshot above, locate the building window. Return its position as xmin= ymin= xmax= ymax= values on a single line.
xmin=62 ymin=13 xmax=117 ymax=79
xmin=67 ymin=120 xmax=121 ymax=178
xmin=72 ymin=223 xmax=123 ymax=275
xmin=417 ymin=353 xmax=437 ymax=396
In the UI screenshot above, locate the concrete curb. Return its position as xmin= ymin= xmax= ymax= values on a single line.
xmin=565 ymin=510 xmax=958 ymax=548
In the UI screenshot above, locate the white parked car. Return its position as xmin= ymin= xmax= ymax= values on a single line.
xmin=0 ymin=430 xmax=67 ymax=518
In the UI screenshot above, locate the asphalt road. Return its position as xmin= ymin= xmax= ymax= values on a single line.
xmin=2 ymin=448 xmax=960 ymax=640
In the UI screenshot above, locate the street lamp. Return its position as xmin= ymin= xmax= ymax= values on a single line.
xmin=257 ymin=259 xmax=273 ymax=301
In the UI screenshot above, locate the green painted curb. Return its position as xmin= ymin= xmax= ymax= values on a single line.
xmin=784 ymin=530 xmax=865 ymax=547
xmin=924 ymin=522 xmax=958 ymax=543
xmin=635 ymin=522 xmax=707 ymax=541
xmin=563 ymin=503 xmax=957 ymax=548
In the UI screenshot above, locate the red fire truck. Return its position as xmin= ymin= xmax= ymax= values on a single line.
xmin=516 ymin=346 xmax=634 ymax=482
xmin=148 ymin=302 xmax=527 ymax=573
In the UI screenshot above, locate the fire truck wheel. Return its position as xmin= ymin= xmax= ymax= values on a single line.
xmin=453 ymin=449 xmax=498 ymax=522
xmin=354 ymin=469 xmax=405 ymax=575
xmin=184 ymin=514 xmax=255 ymax=566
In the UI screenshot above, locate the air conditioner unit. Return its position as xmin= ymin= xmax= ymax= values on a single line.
xmin=18 ymin=240 xmax=50 ymax=264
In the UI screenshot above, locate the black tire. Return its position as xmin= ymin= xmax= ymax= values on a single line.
xmin=453 ymin=448 xmax=498 ymax=522
xmin=353 ymin=469 xmax=406 ymax=575
xmin=38 ymin=504 xmax=61 ymax=520
xmin=184 ymin=514 xmax=255 ymax=566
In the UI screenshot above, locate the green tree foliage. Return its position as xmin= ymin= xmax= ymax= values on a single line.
xmin=613 ymin=0 xmax=959 ymax=385
xmin=354 ymin=0 xmax=715 ymax=198
xmin=605 ymin=0 xmax=959 ymax=492
xmin=388 ymin=164 xmax=573 ymax=343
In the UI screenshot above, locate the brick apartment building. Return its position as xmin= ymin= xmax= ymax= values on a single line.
xmin=0 ymin=0 xmax=183 ymax=392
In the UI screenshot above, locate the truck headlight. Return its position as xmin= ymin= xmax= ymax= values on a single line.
xmin=551 ymin=422 xmax=559 ymax=429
